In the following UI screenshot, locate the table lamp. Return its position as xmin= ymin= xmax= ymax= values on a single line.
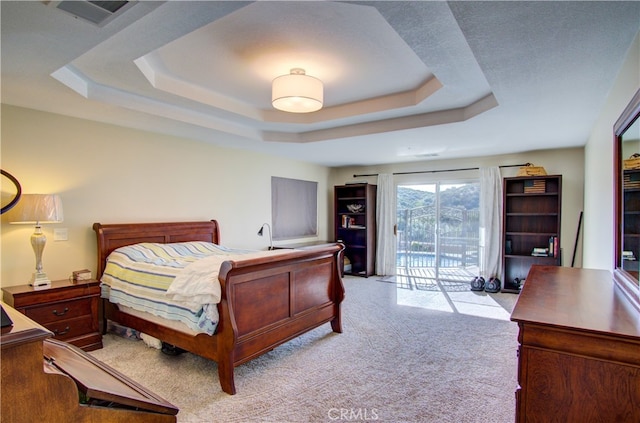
xmin=257 ymin=223 xmax=273 ymax=250
xmin=8 ymin=194 xmax=64 ymax=288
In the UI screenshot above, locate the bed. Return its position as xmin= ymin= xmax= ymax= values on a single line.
xmin=93 ymin=220 xmax=345 ymax=395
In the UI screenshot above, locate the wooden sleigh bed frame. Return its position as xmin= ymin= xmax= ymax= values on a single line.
xmin=93 ymin=220 xmax=345 ymax=395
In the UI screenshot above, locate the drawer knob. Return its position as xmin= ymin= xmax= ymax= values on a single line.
xmin=53 ymin=326 xmax=70 ymax=336
xmin=52 ymin=307 xmax=69 ymax=316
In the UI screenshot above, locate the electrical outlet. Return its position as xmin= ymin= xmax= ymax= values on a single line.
xmin=53 ymin=228 xmax=68 ymax=241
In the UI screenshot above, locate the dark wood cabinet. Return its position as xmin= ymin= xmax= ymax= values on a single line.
xmin=334 ymin=183 xmax=377 ymax=277
xmin=510 ymin=266 xmax=640 ymax=422
xmin=502 ymin=175 xmax=561 ymax=292
xmin=2 ymin=279 xmax=102 ymax=351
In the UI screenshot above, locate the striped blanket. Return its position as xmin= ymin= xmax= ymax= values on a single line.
xmin=101 ymin=242 xmax=257 ymax=335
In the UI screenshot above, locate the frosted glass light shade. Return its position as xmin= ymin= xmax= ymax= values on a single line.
xmin=8 ymin=194 xmax=64 ymax=224
xmin=272 ymin=68 xmax=323 ymax=113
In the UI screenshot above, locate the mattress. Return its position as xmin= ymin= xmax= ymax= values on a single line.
xmin=101 ymin=241 xmax=290 ymax=335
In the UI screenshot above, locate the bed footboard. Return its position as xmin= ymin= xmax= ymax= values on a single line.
xmin=216 ymin=244 xmax=345 ymax=394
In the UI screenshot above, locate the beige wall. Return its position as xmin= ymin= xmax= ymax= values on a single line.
xmin=0 ymin=105 xmax=331 ymax=287
xmin=330 ymin=147 xmax=585 ymax=269
xmin=4 ymin=25 xmax=638 ymax=287
xmin=583 ymin=32 xmax=640 ymax=271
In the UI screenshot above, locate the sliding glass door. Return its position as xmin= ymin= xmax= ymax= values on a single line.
xmin=397 ymin=181 xmax=480 ymax=283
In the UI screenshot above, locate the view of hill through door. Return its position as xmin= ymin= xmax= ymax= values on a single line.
xmin=396 ymin=182 xmax=480 ymax=287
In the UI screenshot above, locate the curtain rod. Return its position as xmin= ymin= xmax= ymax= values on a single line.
xmin=353 ymin=163 xmax=531 ymax=178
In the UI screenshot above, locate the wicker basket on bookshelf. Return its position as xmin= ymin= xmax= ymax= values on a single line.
xmin=623 ymin=154 xmax=640 ymax=170
xmin=517 ymin=164 xmax=547 ymax=177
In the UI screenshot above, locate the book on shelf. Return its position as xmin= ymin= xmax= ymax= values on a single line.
xmin=623 ymin=250 xmax=636 ymax=261
xmin=341 ymin=215 xmax=357 ymax=228
xmin=624 ymin=171 xmax=640 ymax=189
xmin=531 ymin=247 xmax=549 ymax=257
xmin=548 ymin=236 xmax=559 ymax=258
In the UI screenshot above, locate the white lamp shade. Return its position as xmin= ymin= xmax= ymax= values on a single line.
xmin=272 ymin=69 xmax=323 ymax=113
xmin=8 ymin=194 xmax=64 ymax=224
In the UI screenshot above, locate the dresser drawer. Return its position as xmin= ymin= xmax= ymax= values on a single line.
xmin=43 ymin=315 xmax=96 ymax=341
xmin=24 ymin=297 xmax=93 ymax=324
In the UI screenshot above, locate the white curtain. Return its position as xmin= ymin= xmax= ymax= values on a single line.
xmin=479 ymin=167 xmax=503 ymax=280
xmin=376 ymin=174 xmax=396 ymax=276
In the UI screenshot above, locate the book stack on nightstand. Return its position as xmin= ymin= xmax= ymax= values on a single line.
xmin=2 ymin=279 xmax=102 ymax=351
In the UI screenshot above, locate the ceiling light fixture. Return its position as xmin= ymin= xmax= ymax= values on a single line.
xmin=272 ymin=68 xmax=323 ymax=113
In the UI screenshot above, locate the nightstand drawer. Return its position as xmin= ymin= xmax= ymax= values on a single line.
xmin=24 ymin=297 xmax=93 ymax=324
xmin=44 ymin=315 xmax=96 ymax=341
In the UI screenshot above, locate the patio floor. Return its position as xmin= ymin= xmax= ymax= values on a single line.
xmin=392 ymin=265 xmax=479 ymax=290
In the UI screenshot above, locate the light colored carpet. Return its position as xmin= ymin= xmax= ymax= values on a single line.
xmin=90 ymin=276 xmax=519 ymax=423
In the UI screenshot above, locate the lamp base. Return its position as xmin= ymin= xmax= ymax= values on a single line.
xmin=29 ymin=272 xmax=51 ymax=290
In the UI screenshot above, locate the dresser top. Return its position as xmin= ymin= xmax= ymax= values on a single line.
xmin=2 ymin=279 xmax=99 ymax=296
xmin=511 ymin=265 xmax=640 ymax=339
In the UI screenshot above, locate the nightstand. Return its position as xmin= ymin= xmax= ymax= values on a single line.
xmin=2 ymin=279 xmax=102 ymax=351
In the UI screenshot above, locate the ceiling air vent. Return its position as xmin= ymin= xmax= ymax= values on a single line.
xmin=54 ymin=1 xmax=135 ymax=27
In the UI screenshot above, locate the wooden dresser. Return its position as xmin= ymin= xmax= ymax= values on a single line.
xmin=510 ymin=266 xmax=640 ymax=422
xmin=1 ymin=302 xmax=178 ymax=422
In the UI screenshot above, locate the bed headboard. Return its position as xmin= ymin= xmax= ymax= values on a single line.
xmin=93 ymin=220 xmax=221 ymax=278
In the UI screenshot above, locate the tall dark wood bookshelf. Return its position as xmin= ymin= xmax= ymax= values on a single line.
xmin=502 ymin=175 xmax=562 ymax=293
xmin=622 ymin=168 xmax=640 ymax=276
xmin=334 ymin=183 xmax=377 ymax=277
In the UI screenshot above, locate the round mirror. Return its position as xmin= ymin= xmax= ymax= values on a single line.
xmin=1 ymin=169 xmax=22 ymax=215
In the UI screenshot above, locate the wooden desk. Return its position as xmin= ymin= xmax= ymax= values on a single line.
xmin=510 ymin=266 xmax=640 ymax=422
xmin=1 ymin=302 xmax=178 ymax=423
